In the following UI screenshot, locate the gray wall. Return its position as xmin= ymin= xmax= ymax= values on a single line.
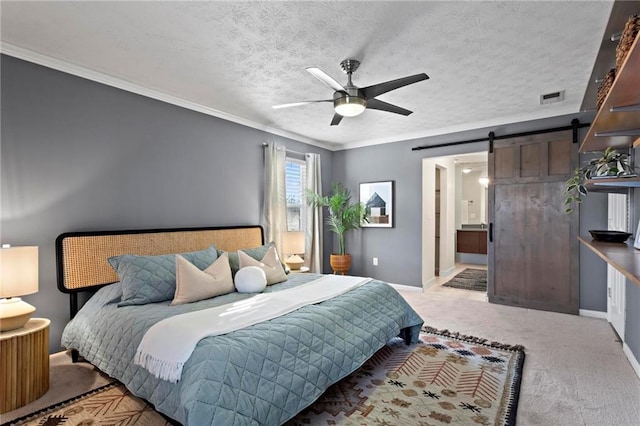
xmin=335 ymin=116 xmax=639 ymax=363
xmin=578 ymin=151 xmax=610 ymax=311
xmin=626 ymin=282 xmax=640 ymax=363
xmin=333 ymin=114 xmax=602 ymax=287
xmin=1 ymin=56 xmax=333 ymax=352
xmin=3 ymin=54 xmax=638 ymax=365
xmin=627 ymin=168 xmax=640 ymax=366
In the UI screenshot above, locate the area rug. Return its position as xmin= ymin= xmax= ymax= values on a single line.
xmin=3 ymin=327 xmax=524 ymax=426
xmin=1 ymin=383 xmax=172 ymax=426
xmin=442 ymin=268 xmax=487 ymax=292
xmin=288 ymin=326 xmax=524 ymax=425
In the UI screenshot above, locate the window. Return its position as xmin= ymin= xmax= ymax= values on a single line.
xmin=285 ymin=158 xmax=307 ymax=232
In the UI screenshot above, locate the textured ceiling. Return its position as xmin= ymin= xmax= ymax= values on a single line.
xmin=0 ymin=1 xmax=613 ymax=150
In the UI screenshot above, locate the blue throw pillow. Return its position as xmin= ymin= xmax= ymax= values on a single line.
xmin=109 ymin=245 xmax=218 ymax=307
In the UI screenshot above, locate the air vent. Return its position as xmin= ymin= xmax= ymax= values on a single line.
xmin=539 ymin=90 xmax=565 ymax=105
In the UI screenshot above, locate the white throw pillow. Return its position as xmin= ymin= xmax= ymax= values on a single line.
xmin=237 ymin=245 xmax=288 ymax=285
xmin=234 ymin=266 xmax=267 ymax=293
xmin=171 ymin=252 xmax=234 ymax=305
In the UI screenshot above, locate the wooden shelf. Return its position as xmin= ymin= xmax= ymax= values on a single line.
xmin=580 ymin=34 xmax=640 ymax=153
xmin=578 ymin=236 xmax=640 ymax=288
xmin=585 ymin=176 xmax=640 ymax=192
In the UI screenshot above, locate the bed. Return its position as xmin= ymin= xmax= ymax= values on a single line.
xmin=56 ymin=225 xmax=424 ymax=425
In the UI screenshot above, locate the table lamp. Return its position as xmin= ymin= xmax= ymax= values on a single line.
xmin=281 ymin=231 xmax=305 ymax=270
xmin=0 ymin=245 xmax=39 ymax=332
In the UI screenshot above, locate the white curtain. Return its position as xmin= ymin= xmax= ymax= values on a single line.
xmin=263 ymin=143 xmax=287 ymax=255
xmin=305 ymin=153 xmax=323 ymax=273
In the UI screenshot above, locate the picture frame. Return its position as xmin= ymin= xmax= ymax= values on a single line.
xmin=634 ymin=219 xmax=640 ymax=249
xmin=360 ymin=181 xmax=394 ymax=228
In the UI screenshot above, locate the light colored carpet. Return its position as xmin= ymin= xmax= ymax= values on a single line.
xmin=398 ymin=285 xmax=640 ymax=426
xmin=2 ymin=284 xmax=639 ymax=426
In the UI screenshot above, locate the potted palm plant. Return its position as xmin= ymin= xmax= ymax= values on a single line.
xmin=306 ymin=183 xmax=370 ymax=274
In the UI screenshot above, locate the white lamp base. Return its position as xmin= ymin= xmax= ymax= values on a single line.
xmin=0 ymin=298 xmax=36 ymax=332
xmin=286 ymin=254 xmax=305 ymax=271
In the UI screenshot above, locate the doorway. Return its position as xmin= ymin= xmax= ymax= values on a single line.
xmin=422 ymin=151 xmax=488 ymax=293
xmin=435 ymin=167 xmax=441 ymax=275
xmin=607 ymin=193 xmax=626 ymax=339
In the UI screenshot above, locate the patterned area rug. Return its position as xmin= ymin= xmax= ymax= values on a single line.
xmin=1 ymin=382 xmax=172 ymax=426
xmin=442 ymin=268 xmax=487 ymax=292
xmin=288 ymin=327 xmax=524 ymax=425
xmin=3 ymin=327 xmax=524 ymax=426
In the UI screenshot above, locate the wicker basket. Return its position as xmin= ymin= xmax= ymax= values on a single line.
xmin=616 ymin=14 xmax=640 ymax=70
xmin=596 ymin=68 xmax=616 ymax=111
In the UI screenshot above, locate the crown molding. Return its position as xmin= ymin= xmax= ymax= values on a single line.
xmin=0 ymin=43 xmax=584 ymax=154
xmin=337 ymin=105 xmax=581 ymax=151
xmin=0 ymin=43 xmax=338 ymax=152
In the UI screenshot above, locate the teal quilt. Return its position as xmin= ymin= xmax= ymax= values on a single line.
xmin=61 ymin=274 xmax=423 ymax=425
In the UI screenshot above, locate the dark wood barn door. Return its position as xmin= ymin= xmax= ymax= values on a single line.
xmin=488 ymin=131 xmax=579 ymax=314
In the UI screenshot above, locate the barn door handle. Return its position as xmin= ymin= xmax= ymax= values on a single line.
xmin=489 ymin=223 xmax=493 ymax=243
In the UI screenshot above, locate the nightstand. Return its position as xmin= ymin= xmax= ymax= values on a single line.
xmin=289 ymin=266 xmax=310 ymax=274
xmin=0 ymin=318 xmax=50 ymax=414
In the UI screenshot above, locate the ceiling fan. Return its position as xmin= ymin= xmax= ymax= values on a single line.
xmin=273 ymin=59 xmax=429 ymax=126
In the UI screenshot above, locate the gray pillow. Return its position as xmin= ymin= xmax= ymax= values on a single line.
xmin=109 ymin=245 xmax=218 ymax=307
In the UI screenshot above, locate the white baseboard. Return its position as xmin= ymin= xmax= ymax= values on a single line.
xmin=389 ymin=283 xmax=423 ymax=293
xmin=579 ymin=309 xmax=607 ymax=319
xmin=439 ymin=266 xmax=456 ymax=277
xmin=422 ymin=276 xmax=437 ymax=288
xmin=623 ymin=343 xmax=640 ymax=380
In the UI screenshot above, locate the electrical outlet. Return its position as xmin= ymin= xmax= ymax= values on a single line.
xmin=373 ymin=257 xmax=378 ymax=266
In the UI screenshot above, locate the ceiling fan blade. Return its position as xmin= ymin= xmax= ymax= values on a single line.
xmin=272 ymin=100 xmax=332 ymax=109
xmin=330 ymin=113 xmax=344 ymax=126
xmin=306 ymin=67 xmax=346 ymax=92
xmin=361 ymin=73 xmax=429 ymax=99
xmin=366 ymin=99 xmax=413 ymax=116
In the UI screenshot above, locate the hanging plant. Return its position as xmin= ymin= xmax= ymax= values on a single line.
xmin=564 ymin=147 xmax=634 ymax=213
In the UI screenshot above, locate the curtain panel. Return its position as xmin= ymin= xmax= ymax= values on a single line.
xmin=263 ymin=143 xmax=287 ymax=256
xmin=305 ymin=153 xmax=323 ymax=273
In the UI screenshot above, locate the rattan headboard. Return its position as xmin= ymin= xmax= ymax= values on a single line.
xmin=56 ymin=225 xmax=264 ymax=294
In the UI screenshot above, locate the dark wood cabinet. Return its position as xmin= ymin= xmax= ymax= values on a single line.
xmin=456 ymin=230 xmax=487 ymax=254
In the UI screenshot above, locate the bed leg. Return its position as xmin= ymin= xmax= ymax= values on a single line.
xmin=400 ymin=327 xmax=411 ymax=345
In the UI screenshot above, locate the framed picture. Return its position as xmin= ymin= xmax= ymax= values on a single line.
xmin=360 ymin=181 xmax=394 ymax=228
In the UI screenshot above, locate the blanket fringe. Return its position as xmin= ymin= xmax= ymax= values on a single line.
xmin=134 ymin=350 xmax=184 ymax=383
xmin=422 ymin=326 xmax=525 ymax=352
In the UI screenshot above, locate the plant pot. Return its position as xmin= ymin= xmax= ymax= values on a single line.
xmin=330 ymin=254 xmax=351 ymax=275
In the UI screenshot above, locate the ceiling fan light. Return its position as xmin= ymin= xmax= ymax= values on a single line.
xmin=334 ymin=96 xmax=366 ymax=117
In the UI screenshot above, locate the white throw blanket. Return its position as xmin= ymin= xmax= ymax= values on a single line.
xmin=134 ymin=275 xmax=372 ymax=382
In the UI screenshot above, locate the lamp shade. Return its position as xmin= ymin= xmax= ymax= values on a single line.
xmin=282 ymin=231 xmax=305 ymax=255
xmin=0 ymin=246 xmax=39 ymax=298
